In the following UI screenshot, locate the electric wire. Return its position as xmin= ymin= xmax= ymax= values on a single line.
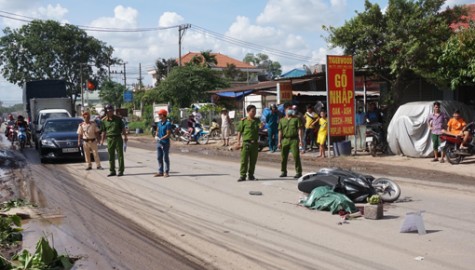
xmin=0 ymin=9 xmax=312 ymax=62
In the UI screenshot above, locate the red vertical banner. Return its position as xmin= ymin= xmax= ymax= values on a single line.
xmin=326 ymin=55 xmax=355 ymax=136
xmin=279 ymin=81 xmax=293 ymax=103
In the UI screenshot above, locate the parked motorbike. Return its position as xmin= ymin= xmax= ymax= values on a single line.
xmin=209 ymin=125 xmax=221 ymax=140
xmin=169 ymin=123 xmax=183 ymax=141
xmin=257 ymin=128 xmax=268 ymax=151
xmin=441 ymin=132 xmax=475 ymax=165
xmin=297 ymin=167 xmax=401 ymax=203
xmin=180 ymin=124 xmax=209 ymax=145
xmin=16 ymin=127 xmax=28 ymax=150
xmin=366 ymin=123 xmax=389 ymax=157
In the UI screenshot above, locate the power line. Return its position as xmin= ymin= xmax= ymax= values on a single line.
xmin=189 ymin=25 xmax=312 ymax=62
xmin=0 ymin=9 xmax=313 ymax=62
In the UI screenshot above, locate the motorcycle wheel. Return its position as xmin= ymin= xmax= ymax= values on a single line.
xmin=370 ymin=141 xmax=378 ymax=157
xmin=198 ymin=134 xmax=209 ymax=145
xmin=445 ymin=146 xmax=462 ymax=165
xmin=372 ymin=178 xmax=401 ymax=203
xmin=180 ymin=135 xmax=190 ymax=145
xmin=210 ymin=130 xmax=221 ymax=140
xmin=20 ymin=140 xmax=25 ymax=150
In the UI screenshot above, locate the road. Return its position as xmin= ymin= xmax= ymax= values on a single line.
xmin=15 ymin=140 xmax=475 ymax=270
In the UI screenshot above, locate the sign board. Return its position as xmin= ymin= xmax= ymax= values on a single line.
xmin=326 ymin=55 xmax=355 ymax=136
xmin=278 ymin=82 xmax=292 ymax=104
xmin=123 ymin=91 xmax=133 ymax=103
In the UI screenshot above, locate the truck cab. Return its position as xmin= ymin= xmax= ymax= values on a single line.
xmin=32 ymin=109 xmax=72 ymax=148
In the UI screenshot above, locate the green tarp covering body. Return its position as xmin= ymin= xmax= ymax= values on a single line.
xmin=300 ymin=186 xmax=358 ymax=214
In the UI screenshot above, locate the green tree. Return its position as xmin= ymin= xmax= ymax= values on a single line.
xmin=99 ymin=80 xmax=126 ymax=108
xmin=222 ymin=63 xmax=246 ymax=81
xmin=186 ymin=50 xmax=218 ymax=68
xmin=155 ymin=65 xmax=229 ymax=107
xmin=324 ymin=0 xmax=465 ymax=108
xmin=243 ymin=53 xmax=282 ymax=78
xmin=438 ymin=21 xmax=475 ymax=89
xmin=154 ymin=58 xmax=178 ymax=86
xmin=0 ymin=20 xmax=120 ymax=103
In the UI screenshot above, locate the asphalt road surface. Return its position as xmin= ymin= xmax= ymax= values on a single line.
xmin=13 ymin=140 xmax=475 ymax=270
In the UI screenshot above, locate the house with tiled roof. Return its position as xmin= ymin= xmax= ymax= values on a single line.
xmin=180 ymin=52 xmax=264 ymax=85
xmin=450 ymin=3 xmax=475 ymax=31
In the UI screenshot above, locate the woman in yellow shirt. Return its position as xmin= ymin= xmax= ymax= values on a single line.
xmin=317 ymin=110 xmax=328 ymax=158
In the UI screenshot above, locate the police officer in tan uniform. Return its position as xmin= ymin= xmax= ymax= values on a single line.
xmin=77 ymin=111 xmax=102 ymax=170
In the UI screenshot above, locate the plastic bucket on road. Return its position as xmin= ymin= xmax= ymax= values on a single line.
xmin=333 ymin=140 xmax=352 ymax=156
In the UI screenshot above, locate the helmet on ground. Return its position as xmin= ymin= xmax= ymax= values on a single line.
xmin=105 ymin=104 xmax=114 ymax=112
xmin=158 ymin=109 xmax=167 ymax=117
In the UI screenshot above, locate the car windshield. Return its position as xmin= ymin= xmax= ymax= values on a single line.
xmin=43 ymin=120 xmax=82 ymax=133
xmin=40 ymin=113 xmax=70 ymax=125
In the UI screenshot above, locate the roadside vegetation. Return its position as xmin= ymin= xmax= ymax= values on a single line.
xmin=0 ymin=200 xmax=77 ymax=269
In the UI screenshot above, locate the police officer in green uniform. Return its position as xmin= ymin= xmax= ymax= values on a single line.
xmin=236 ymin=105 xmax=260 ymax=182
xmin=100 ymin=104 xmax=128 ymax=177
xmin=278 ymin=104 xmax=303 ymax=178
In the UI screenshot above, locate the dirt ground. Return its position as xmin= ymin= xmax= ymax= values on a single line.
xmin=0 ymin=149 xmax=27 ymax=259
xmin=131 ymin=135 xmax=474 ymax=186
xmin=0 ymin=134 xmax=473 ymax=266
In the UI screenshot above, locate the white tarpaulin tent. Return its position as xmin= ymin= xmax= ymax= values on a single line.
xmin=387 ymin=101 xmax=475 ymax=158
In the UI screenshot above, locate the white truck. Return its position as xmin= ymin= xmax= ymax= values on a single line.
xmin=29 ymin=98 xmax=73 ymax=148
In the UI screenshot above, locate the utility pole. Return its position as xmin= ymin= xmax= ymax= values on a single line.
xmin=138 ymin=63 xmax=143 ymax=90
xmin=80 ymin=63 xmax=84 ymax=110
xmin=178 ymin=24 xmax=191 ymax=66
xmin=123 ymin=62 xmax=127 ymax=87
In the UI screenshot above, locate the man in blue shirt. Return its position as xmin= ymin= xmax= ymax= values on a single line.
xmin=266 ymin=104 xmax=280 ymax=152
xmin=153 ymin=109 xmax=172 ymax=177
xmin=355 ymin=107 xmax=367 ymax=151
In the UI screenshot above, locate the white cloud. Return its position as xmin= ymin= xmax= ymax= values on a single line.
xmin=36 ymin=4 xmax=68 ymax=21
xmin=256 ymin=0 xmax=347 ymax=31
xmin=158 ymin=11 xmax=184 ymax=27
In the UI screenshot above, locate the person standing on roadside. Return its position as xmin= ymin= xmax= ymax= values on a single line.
xmin=77 ymin=111 xmax=102 ymax=170
xmin=152 ymin=109 xmax=172 ymax=177
xmin=427 ymin=102 xmax=448 ymax=163
xmin=317 ymin=110 xmax=328 ymax=158
xmin=236 ymin=105 xmax=260 ymax=182
xmin=355 ymin=107 xmax=367 ymax=152
xmin=278 ymin=104 xmax=303 ymax=178
xmin=220 ymin=108 xmax=231 ymax=146
xmin=266 ymin=104 xmax=280 ymax=152
xmin=303 ymin=105 xmax=318 ymax=153
xmin=100 ymin=104 xmax=128 ymax=177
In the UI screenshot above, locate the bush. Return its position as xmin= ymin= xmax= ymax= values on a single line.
xmin=127 ymin=121 xmax=146 ymax=131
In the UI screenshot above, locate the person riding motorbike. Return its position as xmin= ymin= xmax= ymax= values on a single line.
xmin=187 ymin=114 xmax=197 ymax=140
xmin=5 ymin=114 xmax=15 ymax=137
xmin=14 ymin=115 xmax=31 ymax=144
xmin=460 ymin=121 xmax=474 ymax=150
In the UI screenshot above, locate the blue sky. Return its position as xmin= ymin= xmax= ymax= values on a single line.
xmin=0 ymin=0 xmax=472 ymax=106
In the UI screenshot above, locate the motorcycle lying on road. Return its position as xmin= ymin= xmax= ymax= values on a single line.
xmin=366 ymin=123 xmax=389 ymax=157
xmin=297 ymin=167 xmax=401 ymax=203
xmin=180 ymin=124 xmax=209 ymax=145
xmin=441 ymin=131 xmax=475 ymax=165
